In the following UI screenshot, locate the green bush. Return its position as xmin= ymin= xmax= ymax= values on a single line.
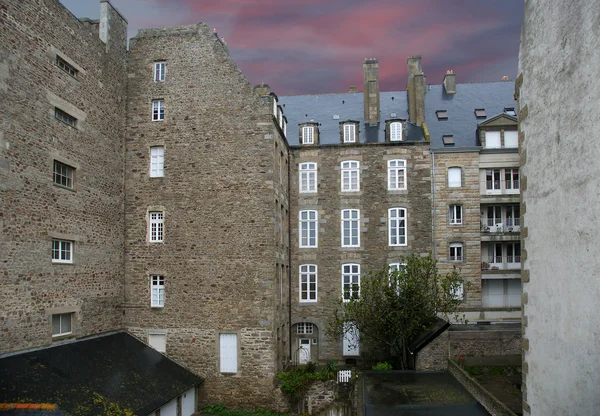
xmin=372 ymin=362 xmax=393 ymax=371
xmin=277 ymin=364 xmax=336 ymax=401
xmin=489 ymin=365 xmax=504 ymax=376
xmin=465 ymin=365 xmax=482 ymax=376
xmin=201 ymin=404 xmax=288 ymax=416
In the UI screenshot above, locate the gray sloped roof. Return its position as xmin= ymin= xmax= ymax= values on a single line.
xmin=279 ymin=91 xmax=425 ymax=146
xmin=425 ymin=82 xmax=517 ymax=149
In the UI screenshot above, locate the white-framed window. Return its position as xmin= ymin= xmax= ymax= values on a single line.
xmin=299 ymin=264 xmax=317 ymax=303
xmin=506 ymin=205 xmax=521 ymax=227
xmin=149 ymin=212 xmax=164 ymax=242
xmin=342 ymin=264 xmax=360 ymax=302
xmin=449 ymin=205 xmax=463 ymax=225
xmin=388 ymin=208 xmax=407 ymax=246
xmin=299 ymin=162 xmax=317 ymax=193
xmin=55 ymin=107 xmax=77 ymax=127
xmin=51 ymin=313 xmax=72 ymax=337
xmin=390 ymin=122 xmax=403 ymax=141
xmin=389 ymin=263 xmax=405 ymax=274
xmin=449 ymin=242 xmax=463 ymax=262
xmin=53 ymin=160 xmax=75 ymax=189
xmin=148 ymin=333 xmax=166 ymax=353
xmin=343 ymin=123 xmax=356 ymax=143
xmin=448 ymin=167 xmax=462 ymax=188
xmin=389 ymin=263 xmax=406 ymax=295
xmin=56 ymin=56 xmax=77 ymax=77
xmin=52 ymin=239 xmax=73 ymax=263
xmin=152 ymin=99 xmax=164 ymax=121
xmin=219 ymin=333 xmax=238 ymax=373
xmin=507 ymin=242 xmax=521 ymax=264
xmin=343 ymin=322 xmax=359 ymax=355
xmin=299 ymin=210 xmax=318 ymax=248
xmin=150 ymin=146 xmax=164 ymax=178
xmin=151 ymin=275 xmax=165 ymax=308
xmin=341 ymin=161 xmax=360 ymax=192
xmin=297 ymin=322 xmax=314 ymax=334
xmin=302 ymin=126 xmax=314 ymax=144
xmin=504 ymin=130 xmax=518 ymax=148
xmin=451 ymin=282 xmax=464 ymax=300
xmin=341 ymin=209 xmax=360 ymax=247
xmin=485 ymin=131 xmax=501 ymax=148
xmin=486 ymin=169 xmax=501 ymax=191
xmin=505 ymin=169 xmax=519 ymax=191
xmin=154 ymin=62 xmax=166 ymax=82
xmin=387 ymin=159 xmax=406 ymax=190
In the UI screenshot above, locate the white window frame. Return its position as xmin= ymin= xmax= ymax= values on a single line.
xmin=387 ymin=159 xmax=406 ymax=190
xmin=219 ymin=333 xmax=238 ymax=373
xmin=151 ymin=275 xmax=165 ymax=308
xmin=485 ymin=131 xmax=501 ymax=148
xmin=389 ymin=263 xmax=406 ymax=295
xmin=451 ymin=282 xmax=464 ymax=300
xmin=52 ymin=239 xmax=73 ymax=263
xmin=53 ymin=160 xmax=75 ymax=189
xmin=297 ymin=322 xmax=314 ymax=334
xmin=486 ymin=169 xmax=501 ymax=192
xmin=150 ymin=146 xmax=164 ymax=178
xmin=505 ymin=168 xmax=520 ymax=191
xmin=299 ymin=210 xmax=318 ymax=248
xmin=341 ymin=209 xmax=360 ymax=248
xmin=342 ymin=264 xmax=360 ymax=302
xmin=390 ymin=121 xmax=403 ymax=141
xmin=152 ymin=99 xmax=164 ymax=121
xmin=51 ymin=313 xmax=72 ymax=337
xmin=343 ymin=123 xmax=356 ymax=143
xmin=449 ymin=205 xmax=463 ymax=225
xmin=149 ymin=211 xmax=164 ymax=242
xmin=299 ymin=162 xmax=317 ymax=193
xmin=388 ymin=208 xmax=407 ymax=246
xmin=299 ymin=264 xmax=317 ymax=303
xmin=341 ymin=161 xmax=360 ymax=192
xmin=302 ymin=126 xmax=314 ymax=144
xmin=504 ymin=130 xmax=518 ymax=148
xmin=449 ymin=242 xmax=464 ymax=262
xmin=154 ymin=62 xmax=166 ymax=82
xmin=448 ymin=167 xmax=462 ymax=188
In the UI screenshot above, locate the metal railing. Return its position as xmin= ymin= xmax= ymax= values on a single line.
xmin=505 ymin=180 xmax=520 ymax=189
xmin=338 ymin=370 xmax=352 ymax=383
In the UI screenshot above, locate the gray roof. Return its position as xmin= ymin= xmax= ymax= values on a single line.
xmin=279 ymin=91 xmax=425 ymax=146
xmin=279 ymin=81 xmax=516 ymax=149
xmin=425 ymin=81 xmax=517 ymax=149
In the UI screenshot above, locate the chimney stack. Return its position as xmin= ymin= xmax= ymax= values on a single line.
xmin=443 ymin=70 xmax=456 ymax=94
xmin=407 ymin=56 xmax=425 ymax=125
xmin=254 ymin=83 xmax=271 ymax=96
xmin=363 ymin=59 xmax=380 ymax=126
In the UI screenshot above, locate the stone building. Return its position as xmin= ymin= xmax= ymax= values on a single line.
xmin=517 ymin=0 xmax=600 ymax=414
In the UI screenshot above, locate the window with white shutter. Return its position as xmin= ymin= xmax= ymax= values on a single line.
xmin=220 ymin=333 xmax=238 ymax=373
xmin=504 ymin=131 xmax=518 ymax=148
xmin=148 ymin=333 xmax=166 ymax=352
xmin=150 ymin=146 xmax=164 ymax=178
xmin=448 ymin=167 xmax=462 ymax=188
xmin=485 ymin=131 xmax=501 ymax=148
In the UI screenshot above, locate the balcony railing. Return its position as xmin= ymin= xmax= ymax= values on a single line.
xmin=505 ymin=218 xmax=521 ymax=227
xmin=486 ymin=181 xmax=501 ymax=191
xmin=505 ymin=180 xmax=520 ymax=190
xmin=482 ymin=221 xmax=520 ymax=233
xmin=481 ymin=256 xmax=521 ymax=270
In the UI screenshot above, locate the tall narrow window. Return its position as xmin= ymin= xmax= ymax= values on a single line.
xmin=343 ymin=124 xmax=356 ymax=143
xmin=152 ymin=99 xmax=165 ymax=121
xmin=150 ymin=146 xmax=164 ymax=178
xmin=390 ymin=122 xmax=403 ymax=141
xmin=299 ymin=264 xmax=317 ymax=303
xmin=449 ymin=242 xmax=463 ymax=262
xmin=299 ymin=210 xmax=317 ymax=248
xmin=486 ymin=169 xmax=501 ymax=192
xmin=149 ymin=212 xmax=164 ymax=242
xmin=341 ymin=161 xmax=360 ymax=192
xmin=51 ymin=313 xmax=72 ymax=337
xmin=151 ymin=275 xmax=165 ymax=307
xmin=53 ymin=161 xmax=75 ymax=189
xmin=506 ymin=205 xmax=521 ymax=228
xmin=52 ymin=239 xmax=73 ymax=263
xmin=449 ymin=205 xmax=463 ymax=225
xmin=505 ymin=169 xmax=519 ymax=191
xmin=507 ymin=243 xmax=521 ymax=264
xmin=219 ymin=333 xmax=238 ymax=373
xmin=154 ymin=62 xmax=166 ymax=82
xmin=342 ymin=264 xmax=360 ymax=301
xmin=448 ymin=167 xmax=462 ymax=188
xmin=341 ymin=209 xmax=360 ymax=247
xmin=486 ymin=206 xmax=502 ymax=227
xmin=299 ymin=162 xmax=317 ymax=193
xmin=388 ymin=159 xmax=406 ymax=190
xmin=388 ymin=208 xmax=407 ymax=246
xmin=302 ymin=126 xmax=314 ymax=144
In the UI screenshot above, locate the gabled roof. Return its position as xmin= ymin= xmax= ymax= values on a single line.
xmin=477 ymin=112 xmax=518 ymax=127
xmin=0 ymin=332 xmax=203 ymax=416
xmin=279 ymin=91 xmax=426 ymax=146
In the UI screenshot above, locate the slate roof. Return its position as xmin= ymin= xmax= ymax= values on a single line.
xmin=279 ymin=81 xmax=516 ymax=149
xmin=0 ymin=332 xmax=204 ymax=416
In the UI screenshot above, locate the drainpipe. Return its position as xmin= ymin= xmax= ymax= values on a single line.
xmin=287 ymin=148 xmax=293 ymax=365
xmin=431 ymin=150 xmax=436 ymax=260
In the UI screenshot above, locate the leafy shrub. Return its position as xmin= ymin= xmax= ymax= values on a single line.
xmin=465 ymin=365 xmax=482 ymax=376
xmin=489 ymin=365 xmax=504 ymax=376
xmin=372 ymin=361 xmax=393 ymax=371
xmin=277 ymin=364 xmax=336 ymax=401
xmin=201 ymin=404 xmax=288 ymax=416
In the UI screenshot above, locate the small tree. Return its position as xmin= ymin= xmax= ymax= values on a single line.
xmin=327 ymin=254 xmax=466 ymax=370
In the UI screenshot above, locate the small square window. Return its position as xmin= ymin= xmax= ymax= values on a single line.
xmin=152 ymin=100 xmax=165 ymax=121
xmin=297 ymin=322 xmax=314 ymax=334
xmin=52 ymin=239 xmax=73 ymax=263
xmin=442 ymin=135 xmax=455 ymax=146
xmin=55 ymin=108 xmax=77 ymax=127
xmin=52 ymin=313 xmax=72 ymax=337
xmin=475 ymin=109 xmax=486 ymax=118
xmin=53 ymin=161 xmax=75 ymax=189
xmin=436 ymin=110 xmax=448 ymax=120
xmin=56 ymin=56 xmax=77 ymax=78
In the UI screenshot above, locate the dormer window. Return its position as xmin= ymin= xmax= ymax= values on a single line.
xmin=475 ymin=109 xmax=486 ymax=119
xmin=436 ymin=110 xmax=448 ymax=120
xmin=343 ymin=123 xmax=356 ymax=143
xmin=390 ymin=122 xmax=403 ymax=142
xmin=504 ymin=107 xmax=517 ymax=116
xmin=302 ymin=126 xmax=314 ymax=144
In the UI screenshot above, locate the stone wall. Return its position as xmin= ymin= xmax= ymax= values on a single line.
xmin=415 ymin=330 xmax=449 ymax=370
xmin=0 ymin=0 xmax=128 ymax=353
xmin=124 ymin=23 xmax=286 ymax=408
xmin=290 ymin=143 xmax=432 ymax=362
xmin=449 ymin=328 xmax=521 ymax=358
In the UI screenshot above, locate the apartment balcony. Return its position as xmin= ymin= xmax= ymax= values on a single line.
xmin=481 ymin=256 xmax=521 ymax=272
xmin=480 ymin=180 xmax=520 ymax=203
xmin=480 ymin=219 xmax=521 ymax=241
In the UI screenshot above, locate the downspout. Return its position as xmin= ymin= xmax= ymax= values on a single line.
xmin=431 ymin=150 xmax=436 ymax=260
xmin=287 ymin=148 xmax=293 ymax=365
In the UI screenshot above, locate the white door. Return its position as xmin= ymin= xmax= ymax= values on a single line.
xmin=343 ymin=323 xmax=359 ymax=356
xmin=299 ymin=339 xmax=311 ymax=364
xmin=182 ymin=387 xmax=195 ymax=416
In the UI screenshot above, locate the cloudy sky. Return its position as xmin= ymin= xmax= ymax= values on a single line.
xmin=61 ymin=0 xmax=524 ymax=95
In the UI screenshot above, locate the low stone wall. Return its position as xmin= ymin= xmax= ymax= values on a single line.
xmin=449 ymin=328 xmax=521 ymax=358
xmin=416 ymin=330 xmax=449 ymax=370
xmin=304 ymin=380 xmax=337 ymax=415
xmin=448 ymin=359 xmax=517 ymax=416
